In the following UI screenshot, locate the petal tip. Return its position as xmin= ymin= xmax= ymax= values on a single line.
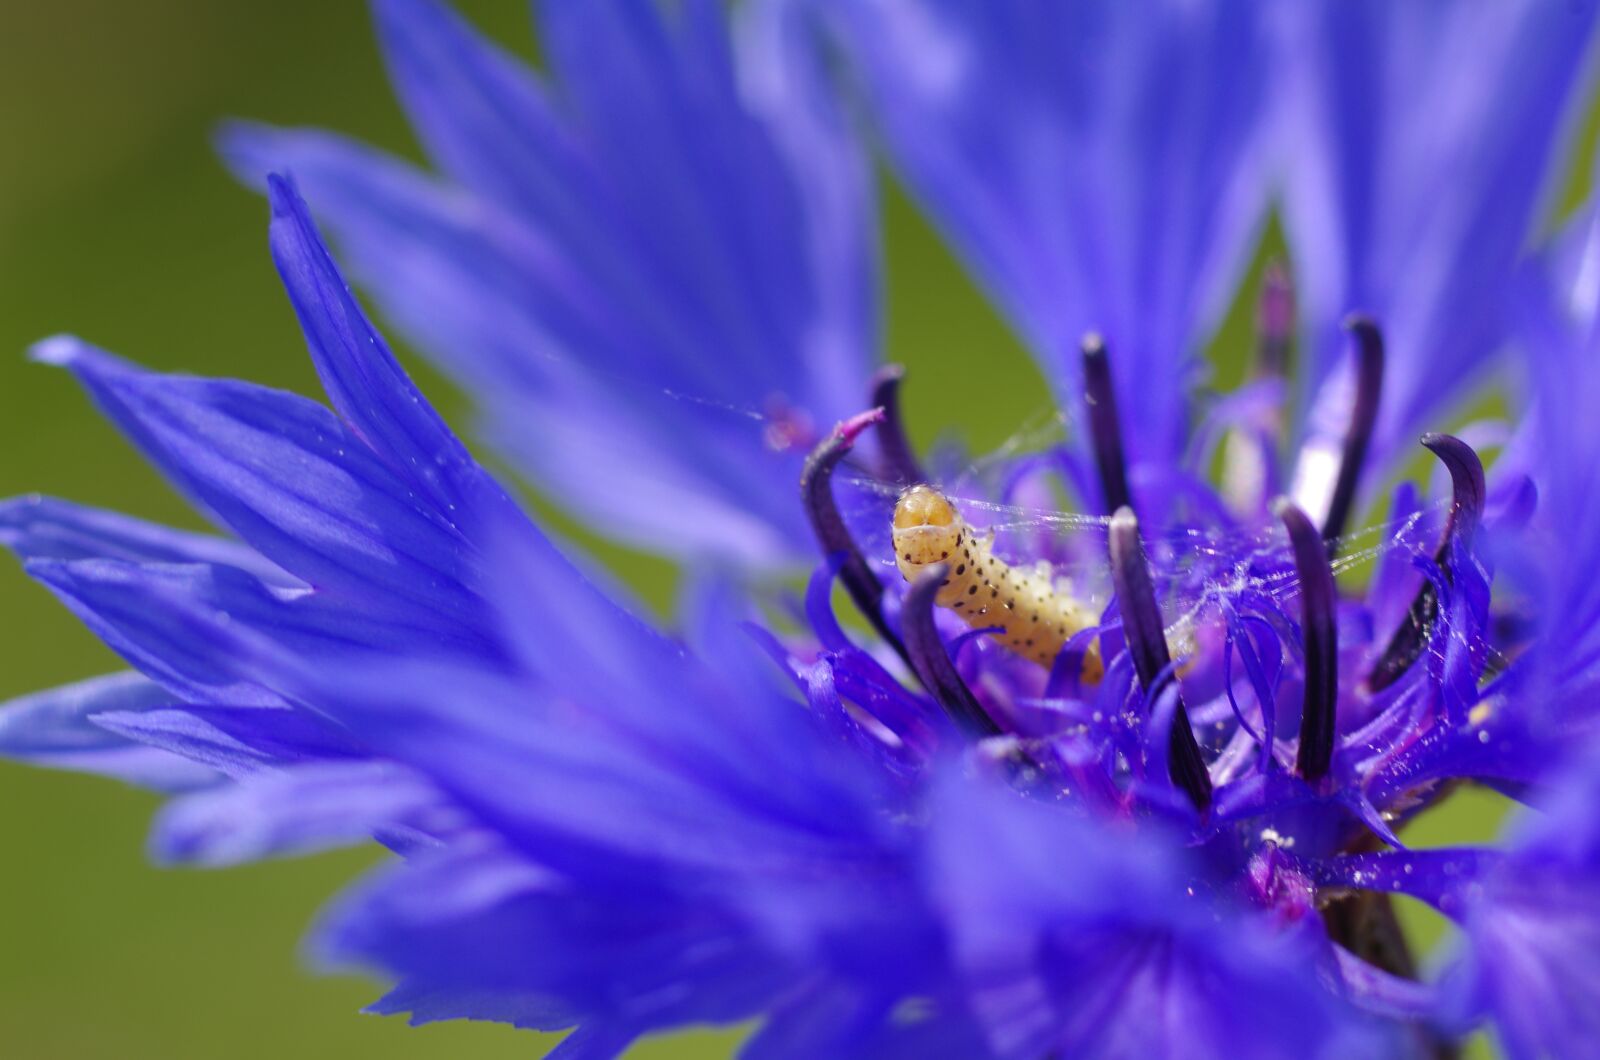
xmin=28 ymin=334 xmax=87 ymax=368
xmin=213 ymin=120 xmax=277 ymax=182
xmin=27 ymin=336 xmax=136 ymax=383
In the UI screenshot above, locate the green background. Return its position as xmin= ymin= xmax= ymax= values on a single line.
xmin=0 ymin=3 xmax=1586 ymax=1057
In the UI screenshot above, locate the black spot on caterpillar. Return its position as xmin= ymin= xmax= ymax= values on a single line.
xmin=893 ymin=485 xmax=1103 ymax=680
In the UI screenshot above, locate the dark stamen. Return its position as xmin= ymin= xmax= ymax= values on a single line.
xmin=869 ymin=364 xmax=925 ymax=485
xmin=1420 ymin=432 xmax=1486 ymax=547
xmin=1255 ymin=262 xmax=1294 ymax=380
xmin=1275 ymin=498 xmax=1338 ymax=781
xmin=1321 ymin=316 xmax=1385 ymax=548
xmin=1108 ymin=506 xmax=1211 ymax=809
xmin=800 ymin=410 xmax=904 ymax=657
xmin=1082 ymin=333 xmax=1133 ymax=515
xmin=902 ymin=565 xmax=1002 ymax=737
xmin=1367 ymin=434 xmax=1486 ymax=692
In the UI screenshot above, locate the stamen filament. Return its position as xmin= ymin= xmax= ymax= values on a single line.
xmin=800 ymin=410 xmax=904 ymax=657
xmin=901 ymin=565 xmax=1002 ymax=737
xmin=869 ymin=365 xmax=925 ymax=485
xmin=1108 ymin=506 xmax=1211 ymax=809
xmin=1421 ymin=432 xmax=1486 ymax=546
xmin=1275 ymin=498 xmax=1338 ymax=781
xmin=1322 ymin=316 xmax=1385 ymax=548
xmin=1367 ymin=434 xmax=1485 ymax=692
xmin=1082 ymin=333 xmax=1133 ymax=515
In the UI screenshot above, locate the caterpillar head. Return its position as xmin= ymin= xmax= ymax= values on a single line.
xmin=893 ymin=485 xmax=963 ymax=573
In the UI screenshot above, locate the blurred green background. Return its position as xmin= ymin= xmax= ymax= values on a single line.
xmin=0 ymin=3 xmax=1590 ymax=1057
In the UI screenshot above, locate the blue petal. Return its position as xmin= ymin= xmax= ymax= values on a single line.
xmin=313 ymin=840 xmax=797 ymax=1037
xmin=1440 ymin=750 xmax=1600 ymax=1057
xmin=93 ymin=704 xmax=362 ymax=778
xmin=24 ymin=559 xmax=288 ymax=706
xmin=219 ymin=123 xmax=555 ymax=397
xmin=543 ymin=1025 xmax=638 ymax=1060
xmin=475 ymin=504 xmax=899 ymax=851
xmin=151 ymin=761 xmax=451 ymax=866
xmin=372 ymin=0 xmax=592 ymax=234
xmin=265 ymin=174 xmax=509 ymax=528
xmin=274 ymin=510 xmax=915 ymax=984
xmin=742 ymin=981 xmax=991 ymax=1060
xmin=0 ymin=671 xmax=216 ymax=790
xmin=226 ymin=0 xmax=876 ymax=566
xmin=0 ymin=494 xmax=295 ymax=585
xmin=0 ymin=496 xmax=485 ymax=705
xmin=227 ymin=134 xmax=796 ymax=568
xmin=1503 ymin=202 xmax=1600 ymax=734
xmin=829 ymin=0 xmax=1275 ymax=470
xmin=32 ymin=337 xmax=483 ymax=626
xmin=925 ymin=769 xmax=1392 ymax=1058
xmin=1282 ymin=0 xmax=1599 ymax=478
xmin=293 ymin=653 xmax=891 ymax=901
xmin=23 ymin=556 xmax=493 ymax=706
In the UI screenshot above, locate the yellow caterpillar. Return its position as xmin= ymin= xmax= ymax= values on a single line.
xmin=892 ymin=485 xmax=1104 ymax=682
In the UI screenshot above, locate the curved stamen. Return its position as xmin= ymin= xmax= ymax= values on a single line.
xmin=1367 ymin=434 xmax=1486 ymax=692
xmin=800 ymin=409 xmax=904 ymax=657
xmin=869 ymin=364 xmax=926 ymax=485
xmin=1420 ymin=432 xmax=1486 ymax=546
xmin=1321 ymin=315 xmax=1386 ymax=548
xmin=1275 ymin=498 xmax=1338 ymax=781
xmin=902 ymin=564 xmax=1001 ymax=737
xmin=1081 ymin=333 xmax=1133 ymax=515
xmin=1108 ymin=506 xmax=1211 ymax=809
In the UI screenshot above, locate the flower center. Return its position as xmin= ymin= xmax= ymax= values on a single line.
xmin=796 ymin=310 xmax=1485 ymax=818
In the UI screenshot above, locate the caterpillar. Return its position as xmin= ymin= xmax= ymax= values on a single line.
xmin=892 ymin=485 xmax=1104 ymax=682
